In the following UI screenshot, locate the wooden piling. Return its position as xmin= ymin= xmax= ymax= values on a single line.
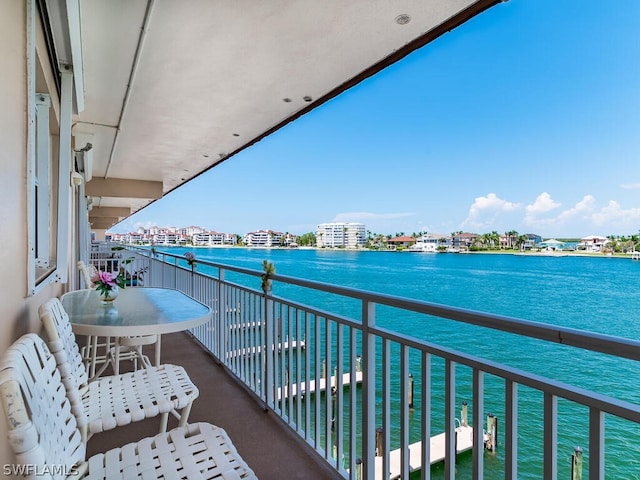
xmin=571 ymin=446 xmax=583 ymax=480
xmin=408 ymin=373 xmax=414 ymax=409
xmin=485 ymin=413 xmax=497 ymax=452
xmin=376 ymin=427 xmax=384 ymax=457
xmin=461 ymin=401 xmax=468 ymax=427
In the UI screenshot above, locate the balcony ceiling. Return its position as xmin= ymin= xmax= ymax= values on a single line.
xmin=53 ymin=0 xmax=501 ymax=229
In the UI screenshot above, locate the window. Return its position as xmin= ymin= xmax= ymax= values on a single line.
xmin=33 ymin=93 xmax=57 ymax=282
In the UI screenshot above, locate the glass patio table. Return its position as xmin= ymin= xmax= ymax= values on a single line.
xmin=61 ymin=287 xmax=211 ymax=376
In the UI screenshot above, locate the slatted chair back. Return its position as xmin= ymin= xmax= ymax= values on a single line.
xmin=39 ymin=297 xmax=89 ymax=432
xmin=77 ymin=260 xmax=98 ymax=289
xmin=0 ymin=334 xmax=86 ymax=478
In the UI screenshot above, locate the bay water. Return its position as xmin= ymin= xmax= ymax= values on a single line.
xmin=164 ymin=247 xmax=640 ymax=478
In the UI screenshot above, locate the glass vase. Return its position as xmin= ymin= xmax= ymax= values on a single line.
xmin=99 ymin=285 xmax=119 ymax=304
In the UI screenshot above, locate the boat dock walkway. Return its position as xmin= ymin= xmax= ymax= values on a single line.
xmin=225 ymin=340 xmax=305 ymax=359
xmin=374 ymin=424 xmax=474 ymax=480
xmin=277 ymin=371 xmax=364 ymax=400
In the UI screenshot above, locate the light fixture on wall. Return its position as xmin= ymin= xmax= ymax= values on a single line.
xmin=74 ymin=141 xmax=93 ymax=182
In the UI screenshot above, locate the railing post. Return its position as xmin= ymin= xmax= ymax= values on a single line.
xmin=362 ymin=299 xmax=376 ymax=480
xmin=265 ymin=289 xmax=274 ymax=407
xmin=217 ymin=268 xmax=225 ymax=360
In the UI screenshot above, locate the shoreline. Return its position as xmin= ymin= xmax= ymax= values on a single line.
xmin=141 ymin=244 xmax=638 ymax=259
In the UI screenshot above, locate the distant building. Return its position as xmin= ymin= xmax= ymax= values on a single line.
xmin=451 ymin=232 xmax=478 ymax=250
xmin=193 ymin=232 xmax=237 ymax=246
xmin=386 ymin=236 xmax=415 ymax=250
xmin=539 ymin=238 xmax=565 ymax=251
xmin=576 ymin=235 xmax=609 ymax=252
xmin=316 ymin=222 xmax=366 ymax=249
xmin=243 ymin=230 xmax=285 ymax=247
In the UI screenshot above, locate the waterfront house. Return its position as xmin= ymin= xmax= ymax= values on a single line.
xmin=539 ymin=238 xmax=565 ymax=251
xmin=451 ymin=232 xmax=479 ymax=250
xmin=243 ymin=229 xmax=286 ymax=248
xmin=577 ymin=235 xmax=609 ymax=253
xmin=4 ymin=2 xmax=639 ymax=479
xmin=386 ymin=236 xmax=416 ymax=250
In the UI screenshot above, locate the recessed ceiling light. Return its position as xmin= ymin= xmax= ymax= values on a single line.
xmin=203 ymin=154 xmax=209 ymax=158
xmin=303 ymin=96 xmax=312 ymax=102
xmin=233 ymin=133 xmax=240 ymax=137
xmin=395 ymin=14 xmax=411 ymax=25
xmin=283 ymin=98 xmax=292 ymax=102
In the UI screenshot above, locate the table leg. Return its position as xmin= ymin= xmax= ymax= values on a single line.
xmin=155 ymin=335 xmax=162 ymax=366
xmin=114 ymin=337 xmax=121 ymax=375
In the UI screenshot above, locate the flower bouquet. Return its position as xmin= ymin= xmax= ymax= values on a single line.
xmin=92 ymin=270 xmax=126 ymax=304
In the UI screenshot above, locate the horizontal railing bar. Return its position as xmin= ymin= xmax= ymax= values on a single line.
xmin=371 ymin=324 xmax=640 ymax=422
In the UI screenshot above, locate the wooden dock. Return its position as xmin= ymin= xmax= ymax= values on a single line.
xmin=374 ymin=424 xmax=475 ymax=480
xmin=225 ymin=340 xmax=305 ymax=359
xmin=277 ymin=371 xmax=364 ymax=400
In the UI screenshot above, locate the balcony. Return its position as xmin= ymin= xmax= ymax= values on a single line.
xmin=87 ymin=245 xmax=640 ymax=479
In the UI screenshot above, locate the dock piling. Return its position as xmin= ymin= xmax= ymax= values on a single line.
xmin=484 ymin=413 xmax=497 ymax=452
xmin=571 ymin=446 xmax=583 ymax=480
xmin=408 ymin=373 xmax=414 ymax=409
xmin=461 ymin=401 xmax=468 ymax=427
xmin=376 ymin=427 xmax=384 ymax=457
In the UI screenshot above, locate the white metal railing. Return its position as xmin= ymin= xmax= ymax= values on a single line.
xmin=119 ymin=245 xmax=640 ymax=480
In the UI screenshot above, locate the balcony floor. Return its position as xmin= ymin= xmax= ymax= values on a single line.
xmin=86 ymin=331 xmax=342 ymax=480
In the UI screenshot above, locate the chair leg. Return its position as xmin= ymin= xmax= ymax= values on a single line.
xmin=159 ymin=412 xmax=169 ymax=433
xmin=177 ymin=401 xmax=194 ymax=428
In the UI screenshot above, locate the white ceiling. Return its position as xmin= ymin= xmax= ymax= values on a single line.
xmin=52 ymin=0 xmax=502 ymax=229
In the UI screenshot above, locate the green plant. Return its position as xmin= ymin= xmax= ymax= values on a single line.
xmin=93 ymin=270 xmax=126 ymax=296
xmin=261 ymin=260 xmax=275 ymax=294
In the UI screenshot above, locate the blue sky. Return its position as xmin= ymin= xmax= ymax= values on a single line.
xmin=113 ymin=0 xmax=640 ymax=239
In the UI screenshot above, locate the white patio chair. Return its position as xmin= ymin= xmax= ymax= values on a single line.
xmin=78 ymin=260 xmax=99 ymax=289
xmin=39 ymin=298 xmax=199 ymax=444
xmin=0 ymin=334 xmax=258 ymax=480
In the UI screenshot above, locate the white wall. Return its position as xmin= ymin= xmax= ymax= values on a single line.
xmin=0 ymin=1 xmax=66 ymax=473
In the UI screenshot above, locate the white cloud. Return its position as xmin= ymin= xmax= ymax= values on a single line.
xmin=523 ymin=192 xmax=562 ymax=228
xmin=591 ymin=200 xmax=640 ymax=229
xmin=620 ymin=183 xmax=640 ymax=190
xmin=525 ymin=192 xmax=561 ymax=215
xmin=553 ymin=195 xmax=595 ymax=224
xmin=521 ymin=193 xmax=640 ymax=235
xmin=460 ymin=193 xmax=521 ymax=231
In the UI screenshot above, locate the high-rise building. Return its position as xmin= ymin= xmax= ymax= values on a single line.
xmin=316 ymin=222 xmax=366 ymax=249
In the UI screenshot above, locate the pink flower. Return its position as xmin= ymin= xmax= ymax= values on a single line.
xmin=98 ymin=271 xmax=116 ymax=287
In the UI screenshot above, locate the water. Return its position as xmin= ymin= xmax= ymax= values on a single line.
xmin=160 ymin=246 xmax=640 ymax=478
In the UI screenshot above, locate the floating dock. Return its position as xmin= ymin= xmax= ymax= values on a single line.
xmin=277 ymin=371 xmax=364 ymax=400
xmin=225 ymin=340 xmax=305 ymax=359
xmin=374 ymin=424 xmax=474 ymax=480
